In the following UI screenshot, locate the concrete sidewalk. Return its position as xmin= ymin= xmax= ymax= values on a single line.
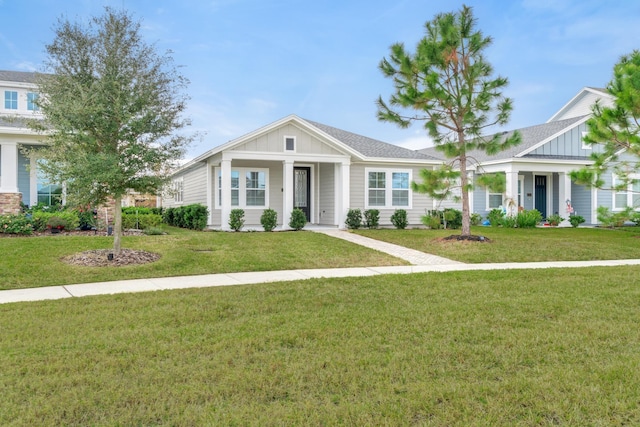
xmin=2 ymin=228 xmax=640 ymax=305
xmin=2 ymin=259 xmax=640 ymax=305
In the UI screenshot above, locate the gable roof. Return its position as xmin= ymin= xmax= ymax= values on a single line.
xmin=181 ymin=115 xmax=441 ymax=172
xmin=0 ymin=70 xmax=37 ymax=84
xmin=547 ymin=87 xmax=611 ymax=122
xmin=418 ymin=115 xmax=587 ymax=163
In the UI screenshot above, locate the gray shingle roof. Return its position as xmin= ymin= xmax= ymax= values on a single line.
xmin=303 ymin=119 xmax=441 ymax=161
xmin=0 ymin=70 xmax=37 ymax=84
xmin=418 ymin=115 xmax=587 ymax=162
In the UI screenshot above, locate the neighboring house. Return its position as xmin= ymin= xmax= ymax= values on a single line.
xmin=161 ymin=115 xmax=444 ymax=230
xmin=0 ymin=70 xmax=54 ymax=214
xmin=420 ymin=87 xmax=617 ymax=225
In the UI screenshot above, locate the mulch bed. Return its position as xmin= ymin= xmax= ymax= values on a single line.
xmin=440 ymin=234 xmax=491 ymax=242
xmin=62 ymin=249 xmax=161 ymax=267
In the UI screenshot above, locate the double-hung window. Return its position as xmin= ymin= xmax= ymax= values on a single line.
xmin=487 ymin=190 xmax=503 ymax=210
xmin=365 ymin=168 xmax=412 ymax=209
xmin=27 ymin=92 xmax=39 ymax=111
xmin=612 ymin=174 xmax=640 ymax=210
xmin=216 ymin=167 xmax=268 ymax=208
xmin=174 ymin=179 xmax=183 ymax=203
xmin=4 ymin=91 xmax=17 ymax=110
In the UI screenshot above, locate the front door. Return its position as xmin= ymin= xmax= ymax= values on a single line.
xmin=535 ymin=175 xmax=547 ymax=217
xmin=294 ymin=167 xmax=311 ymax=222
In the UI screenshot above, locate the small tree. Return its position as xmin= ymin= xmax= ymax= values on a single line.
xmin=377 ymin=5 xmax=520 ymax=237
xmin=29 ymin=7 xmax=191 ymax=255
xmin=571 ymin=50 xmax=640 ymax=202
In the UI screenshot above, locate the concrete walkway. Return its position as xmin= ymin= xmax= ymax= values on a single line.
xmin=2 ymin=229 xmax=640 ymax=305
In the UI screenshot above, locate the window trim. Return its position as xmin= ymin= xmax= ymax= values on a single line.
xmin=4 ymin=90 xmax=18 ymax=110
xmin=284 ymin=136 xmax=296 ymax=152
xmin=486 ymin=189 xmax=504 ymax=211
xmin=173 ymin=178 xmax=184 ymax=204
xmin=215 ymin=167 xmax=269 ymax=209
xmin=364 ymin=168 xmax=412 ymax=209
xmin=612 ymin=173 xmax=640 ymax=211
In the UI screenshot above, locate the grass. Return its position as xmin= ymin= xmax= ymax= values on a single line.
xmin=355 ymin=226 xmax=640 ymax=263
xmin=2 ymin=266 xmax=640 ymax=425
xmin=0 ymin=227 xmax=406 ymax=290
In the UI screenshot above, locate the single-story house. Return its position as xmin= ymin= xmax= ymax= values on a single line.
xmin=161 ymin=115 xmax=449 ymax=230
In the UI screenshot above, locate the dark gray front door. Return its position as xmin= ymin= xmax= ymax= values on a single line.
xmin=294 ymin=167 xmax=311 ymax=222
xmin=535 ymin=175 xmax=547 ymax=217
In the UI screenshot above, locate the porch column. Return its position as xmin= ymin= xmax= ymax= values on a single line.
xmin=30 ymin=157 xmax=38 ymax=206
xmin=282 ymin=160 xmax=294 ymax=230
xmin=206 ymin=160 xmax=214 ymax=227
xmin=558 ymin=172 xmax=572 ymax=226
xmin=0 ymin=142 xmax=19 ymax=193
xmin=505 ymin=170 xmax=519 ymax=216
xmin=335 ymin=161 xmax=350 ymax=229
xmin=220 ymin=158 xmax=231 ymax=231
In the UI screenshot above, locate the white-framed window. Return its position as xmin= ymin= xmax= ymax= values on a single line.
xmin=173 ymin=179 xmax=183 ymax=203
xmin=27 ymin=92 xmax=39 ymax=111
xmin=216 ymin=167 xmax=269 ymax=208
xmin=284 ymin=136 xmax=296 ymax=152
xmin=581 ymin=131 xmax=591 ymax=150
xmin=612 ymin=174 xmax=640 ymax=210
xmin=365 ymin=168 xmax=412 ymax=209
xmin=4 ymin=91 xmax=17 ymax=110
xmin=487 ymin=190 xmax=503 ymax=210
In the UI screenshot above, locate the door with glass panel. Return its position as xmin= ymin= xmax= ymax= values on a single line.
xmin=294 ymin=167 xmax=311 ymax=222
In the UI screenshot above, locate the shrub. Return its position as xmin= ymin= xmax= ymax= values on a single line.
xmin=0 ymin=214 xmax=33 ymax=235
xmin=345 ymin=209 xmax=363 ymax=229
xmin=143 ymin=226 xmax=165 ymax=235
xmin=261 ymin=208 xmax=278 ymax=232
xmin=390 ymin=209 xmax=408 ymax=229
xmin=229 ymin=209 xmax=245 ymax=231
xmin=423 ymin=209 xmax=462 ymax=229
xmin=421 ymin=213 xmax=442 ymax=229
xmin=470 ymin=212 xmax=483 ymax=226
xmin=631 ymin=211 xmax=640 ymax=226
xmin=597 ymin=206 xmax=632 ymax=228
xmin=32 ymin=210 xmax=80 ymax=232
xmin=363 ymin=209 xmax=380 ymax=229
xmin=122 ymin=213 xmax=163 ymax=230
xmin=516 ymin=209 xmax=542 ymax=228
xmin=162 ymin=204 xmax=208 ymax=230
xmin=487 ymin=209 xmax=504 ymax=227
xmin=289 ymin=208 xmax=307 ymax=231
xmin=569 ymin=215 xmax=586 ymax=228
xmin=501 ymin=216 xmax=517 ymax=228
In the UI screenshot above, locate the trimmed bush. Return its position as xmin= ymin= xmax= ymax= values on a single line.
xmin=289 ymin=208 xmax=307 ymax=231
xmin=569 ymin=215 xmax=586 ymax=228
xmin=261 ymin=208 xmax=278 ymax=232
xmin=32 ymin=211 xmax=80 ymax=232
xmin=229 ymin=209 xmax=245 ymax=231
xmin=345 ymin=209 xmax=363 ymax=229
xmin=162 ymin=204 xmax=208 ymax=230
xmin=122 ymin=213 xmax=163 ymax=230
xmin=363 ymin=209 xmax=380 ymax=229
xmin=390 ymin=209 xmax=408 ymax=229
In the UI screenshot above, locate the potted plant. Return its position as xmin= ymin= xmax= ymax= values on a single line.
xmin=46 ymin=216 xmax=66 ymax=233
xmin=546 ymin=213 xmax=564 ymax=227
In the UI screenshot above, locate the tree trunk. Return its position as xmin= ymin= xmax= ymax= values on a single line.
xmin=460 ymin=152 xmax=471 ymax=237
xmin=113 ymin=195 xmax=122 ymax=255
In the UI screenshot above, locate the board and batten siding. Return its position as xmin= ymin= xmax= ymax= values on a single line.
xmin=570 ymin=181 xmax=592 ymax=224
xmin=551 ymin=92 xmax=613 ymax=121
xmin=230 ymin=123 xmax=344 ymax=157
xmin=527 ymin=123 xmax=596 ymax=157
xmin=349 ymin=163 xmax=433 ymax=227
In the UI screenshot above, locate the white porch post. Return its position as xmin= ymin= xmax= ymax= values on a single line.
xmin=0 ymin=142 xmax=19 ymax=193
xmin=30 ymin=156 xmax=38 ymax=206
xmin=283 ymin=160 xmax=294 ymax=230
xmin=335 ymin=161 xmax=350 ymax=229
xmin=220 ymin=158 xmax=231 ymax=231
xmin=206 ymin=160 xmax=214 ymax=227
xmin=505 ymin=169 xmax=519 ymax=216
xmin=558 ymin=172 xmax=572 ymax=226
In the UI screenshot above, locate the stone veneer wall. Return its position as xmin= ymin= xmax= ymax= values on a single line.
xmin=0 ymin=193 xmax=22 ymax=215
xmin=96 ymin=198 xmax=117 ymax=230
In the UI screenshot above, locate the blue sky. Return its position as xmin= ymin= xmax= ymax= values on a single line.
xmin=2 ymin=0 xmax=640 ymax=158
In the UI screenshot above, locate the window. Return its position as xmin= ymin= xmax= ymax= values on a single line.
xmin=284 ymin=136 xmax=295 ymax=152
xmin=27 ymin=92 xmax=39 ymax=111
xmin=4 ymin=91 xmax=17 ymax=110
xmin=37 ymin=169 xmax=62 ymax=206
xmin=612 ymin=174 xmax=640 ymax=210
xmin=216 ymin=167 xmax=268 ymax=208
xmin=174 ymin=179 xmax=183 ymax=203
xmin=366 ymin=168 xmax=412 ymax=208
xmin=487 ymin=190 xmax=503 ymax=210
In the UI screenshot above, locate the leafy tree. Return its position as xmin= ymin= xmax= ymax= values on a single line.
xmin=571 ymin=50 xmax=640 ymax=198
xmin=29 ymin=7 xmax=191 ymax=254
xmin=376 ymin=4 xmax=520 ymax=236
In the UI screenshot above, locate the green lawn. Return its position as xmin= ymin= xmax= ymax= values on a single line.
xmin=0 ymin=228 xmax=407 ymax=290
xmin=355 ymin=226 xmax=640 ymax=263
xmin=2 ymin=266 xmax=639 ymax=425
